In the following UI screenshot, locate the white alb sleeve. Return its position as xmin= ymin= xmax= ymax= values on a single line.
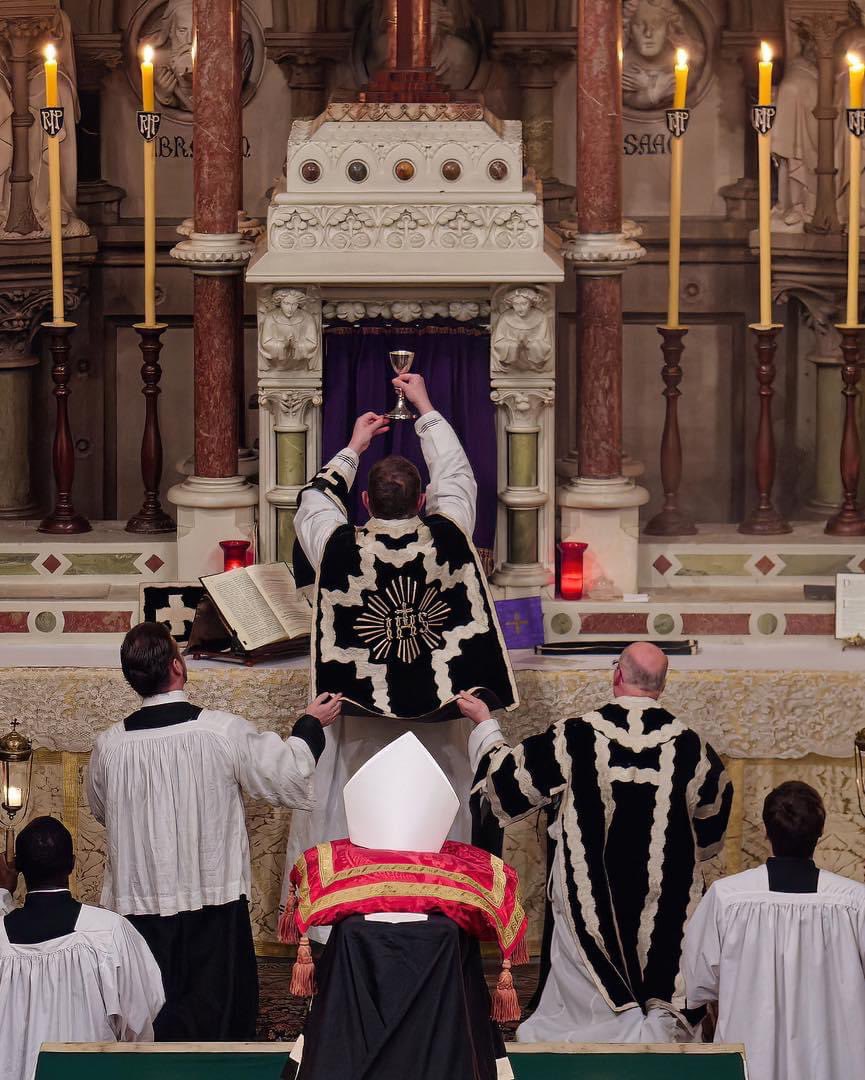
xmin=84 ymin=739 xmax=106 ymax=826
xmin=468 ymin=718 xmax=506 ymax=773
xmin=416 ymin=412 xmax=477 ymax=535
xmin=681 ymin=884 xmax=723 ymax=1007
xmin=110 ymin=918 xmax=166 ymax=1042
xmin=231 ymin=717 xmax=317 ymax=810
xmin=295 ymin=448 xmax=359 ymax=569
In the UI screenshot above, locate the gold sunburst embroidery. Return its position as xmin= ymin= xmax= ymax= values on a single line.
xmin=354 ymin=575 xmax=451 ymax=664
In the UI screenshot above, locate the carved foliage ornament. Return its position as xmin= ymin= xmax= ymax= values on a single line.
xmin=270 ymin=204 xmax=540 ymax=252
xmin=258 ymin=388 xmax=322 ymax=423
xmin=322 ymin=300 xmax=490 ymax=323
xmin=490 ymin=387 xmax=555 ymax=428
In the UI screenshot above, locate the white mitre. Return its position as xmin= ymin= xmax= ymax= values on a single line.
xmin=343 ymin=732 xmax=460 ymax=853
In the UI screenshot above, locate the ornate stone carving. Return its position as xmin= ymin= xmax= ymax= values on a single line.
xmin=74 ymin=33 xmax=124 ymax=92
xmin=125 ymin=0 xmax=266 ymax=123
xmin=491 ymin=285 xmax=554 ymax=375
xmin=0 ymin=281 xmax=83 ymax=357
xmin=490 ymin=387 xmax=555 ymax=429
xmin=258 ymin=388 xmax=322 ymax=425
xmin=269 ymin=203 xmax=541 ymax=253
xmin=258 ymin=288 xmax=321 ymax=373
xmin=169 ymin=232 xmax=255 ymax=274
xmin=322 ymin=299 xmax=490 ymax=323
xmin=621 ymin=0 xmax=711 ymax=117
xmin=558 ymin=224 xmax=647 ymax=274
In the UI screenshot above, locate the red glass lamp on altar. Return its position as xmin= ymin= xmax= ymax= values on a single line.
xmin=0 ymin=719 xmax=33 ymax=864
xmin=219 ymin=539 xmax=251 ymax=571
xmin=558 ymin=542 xmax=588 ymax=601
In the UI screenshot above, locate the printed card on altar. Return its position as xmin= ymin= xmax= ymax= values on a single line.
xmin=835 ymin=573 xmax=865 ymax=641
xmin=494 ymin=596 xmax=544 ymax=651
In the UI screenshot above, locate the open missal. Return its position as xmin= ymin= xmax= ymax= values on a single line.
xmin=188 ymin=562 xmax=311 ymax=663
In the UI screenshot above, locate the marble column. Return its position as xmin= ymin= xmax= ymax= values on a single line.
xmin=556 ymin=0 xmax=647 ymax=597
xmin=169 ymin=0 xmax=256 ymax=577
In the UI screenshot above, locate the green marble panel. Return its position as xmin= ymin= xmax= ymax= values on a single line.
xmin=673 ymin=554 xmax=751 ymax=577
xmin=277 ymin=508 xmax=297 ymax=564
xmin=653 ymin=613 xmax=675 ymax=635
xmin=508 ymin=508 xmax=538 ymax=565
xmin=508 ymin=432 xmax=538 ymax=488
xmin=277 ymin=431 xmax=306 ymax=488
xmin=64 ymin=553 xmax=143 ymax=576
xmin=776 ymin=553 xmax=856 ymax=577
xmin=0 ymin=554 xmax=38 ymax=575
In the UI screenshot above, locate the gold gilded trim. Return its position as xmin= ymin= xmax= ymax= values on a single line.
xmin=315 ymin=843 xmax=508 ymax=907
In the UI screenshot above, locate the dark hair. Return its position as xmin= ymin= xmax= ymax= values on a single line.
xmin=121 ymin=621 xmax=176 ymax=697
xmin=367 ymin=455 xmax=422 ymax=519
xmin=762 ymin=781 xmax=826 ymax=858
xmin=16 ymin=816 xmax=74 ymax=888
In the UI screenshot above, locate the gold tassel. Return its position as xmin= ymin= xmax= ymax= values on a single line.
xmin=289 ymin=935 xmax=316 ymax=998
xmin=491 ymin=958 xmax=520 ymax=1023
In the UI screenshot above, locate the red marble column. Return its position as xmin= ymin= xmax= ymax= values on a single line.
xmin=575 ymin=0 xmax=624 ymax=482
xmin=577 ymin=276 xmax=623 ymax=479
xmin=192 ymin=0 xmax=242 ymax=478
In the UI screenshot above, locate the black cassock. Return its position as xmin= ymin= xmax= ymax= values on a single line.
xmin=289 ymin=915 xmax=507 ymax=1080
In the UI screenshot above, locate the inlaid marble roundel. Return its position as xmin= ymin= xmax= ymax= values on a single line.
xmin=300 ymin=160 xmax=321 ymax=182
xmin=347 ymin=159 xmax=369 ymax=182
xmin=441 ymin=159 xmax=462 ymax=181
xmin=487 ymin=159 xmax=508 ymax=181
xmin=124 ymin=0 xmax=266 ymax=125
xmin=394 ymin=159 xmax=416 ymax=181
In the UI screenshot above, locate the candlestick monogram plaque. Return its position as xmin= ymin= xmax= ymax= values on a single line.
xmin=386 ymin=350 xmax=416 ymax=421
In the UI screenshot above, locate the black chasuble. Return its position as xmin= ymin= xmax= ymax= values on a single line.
xmin=471 ymin=700 xmax=732 ymax=1016
xmin=294 ymin=465 xmax=517 ymax=721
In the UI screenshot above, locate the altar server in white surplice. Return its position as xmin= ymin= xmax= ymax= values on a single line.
xmin=0 ymin=817 xmax=164 ymax=1080
xmin=86 ymin=621 xmax=341 ymax=1041
xmin=683 ymin=781 xmax=865 ymax=1080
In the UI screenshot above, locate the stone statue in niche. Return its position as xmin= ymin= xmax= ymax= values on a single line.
xmin=0 ymin=10 xmax=87 ymax=238
xmin=260 ymin=289 xmax=320 ymax=372
xmin=354 ymin=0 xmax=484 ymax=91
xmin=491 ymin=287 xmax=553 ymax=374
xmin=130 ymin=0 xmax=263 ymax=121
xmin=621 ymin=0 xmax=706 ymax=112
xmin=772 ymin=17 xmax=865 ymax=232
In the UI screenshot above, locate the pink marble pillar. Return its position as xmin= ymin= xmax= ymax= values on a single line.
xmin=192 ymin=0 xmax=242 ymax=479
xmin=575 ymin=0 xmax=623 ymax=482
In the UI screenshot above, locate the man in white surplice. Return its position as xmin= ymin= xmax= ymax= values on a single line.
xmin=0 ymin=817 xmax=164 ymax=1080
xmin=87 ymin=621 xmax=341 ymax=1040
xmin=683 ymin=781 xmax=865 ymax=1080
xmin=284 ymin=374 xmax=483 ymax=923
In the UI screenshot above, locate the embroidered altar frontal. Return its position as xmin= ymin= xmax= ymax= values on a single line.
xmin=311 ymin=514 xmax=518 ymax=719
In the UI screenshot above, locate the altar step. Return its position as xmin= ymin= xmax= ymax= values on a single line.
xmin=639 ymin=522 xmax=864 ymax=591
xmin=0 ymin=522 xmax=176 ymax=642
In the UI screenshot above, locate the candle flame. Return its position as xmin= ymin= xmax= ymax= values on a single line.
xmin=676 ymin=48 xmax=688 ymax=67
xmin=44 ymin=42 xmax=56 ymax=62
xmin=760 ymin=41 xmax=772 ymax=64
xmin=848 ymin=51 xmax=864 ymax=70
xmin=142 ymin=44 xmax=154 ymax=64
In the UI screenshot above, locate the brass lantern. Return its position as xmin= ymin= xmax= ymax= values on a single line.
xmin=0 ymin=720 xmax=33 ymax=862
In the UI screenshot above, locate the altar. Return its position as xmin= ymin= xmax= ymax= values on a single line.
xmin=8 ymin=643 xmax=863 ymax=953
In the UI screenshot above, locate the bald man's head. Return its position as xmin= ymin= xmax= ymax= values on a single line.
xmin=614 ymin=642 xmax=668 ymax=698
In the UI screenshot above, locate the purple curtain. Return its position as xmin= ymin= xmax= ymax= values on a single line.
xmin=322 ymin=320 xmax=497 ymax=555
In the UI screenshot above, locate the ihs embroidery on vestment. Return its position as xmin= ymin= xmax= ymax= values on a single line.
xmin=354 ymin=575 xmax=451 ymax=664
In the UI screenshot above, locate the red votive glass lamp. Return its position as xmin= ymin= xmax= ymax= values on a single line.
xmin=558 ymin=542 xmax=588 ymax=600
xmin=219 ymin=540 xmax=251 ymax=572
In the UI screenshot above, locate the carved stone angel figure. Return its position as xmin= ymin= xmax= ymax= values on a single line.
xmin=621 ymin=0 xmax=706 ymax=112
xmin=491 ymin=288 xmax=553 ymax=373
xmin=260 ymin=289 xmax=319 ymax=371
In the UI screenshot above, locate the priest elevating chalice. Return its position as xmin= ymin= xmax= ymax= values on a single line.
xmin=386 ymin=351 xmax=416 ymax=421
